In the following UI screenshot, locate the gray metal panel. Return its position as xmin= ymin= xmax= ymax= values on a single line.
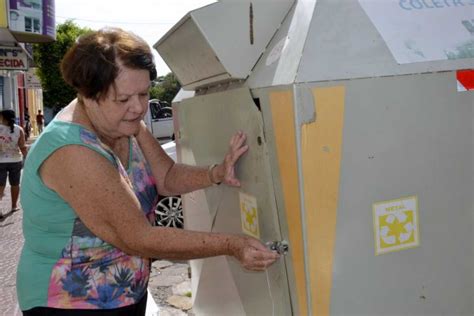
xmin=192 ymin=256 xmax=246 ymax=316
xmin=296 ymin=0 xmax=474 ymax=83
xmin=248 ymin=0 xmax=317 ymax=89
xmin=156 ymin=0 xmax=294 ymax=90
xmin=155 ymin=17 xmax=229 ymax=89
xmin=176 ymin=87 xmax=292 ymax=315
xmin=172 ymin=88 xmax=195 ymax=104
xmin=192 ymin=0 xmax=295 ymax=78
xmin=327 ymin=72 xmax=473 ymax=315
xmin=253 ymin=85 xmax=313 ymax=316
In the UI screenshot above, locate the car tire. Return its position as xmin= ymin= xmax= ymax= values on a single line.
xmin=155 ymin=196 xmax=183 ymax=228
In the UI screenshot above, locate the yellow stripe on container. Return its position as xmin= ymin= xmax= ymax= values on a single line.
xmin=302 ymin=86 xmax=345 ymax=316
xmin=269 ymin=90 xmax=308 ymax=316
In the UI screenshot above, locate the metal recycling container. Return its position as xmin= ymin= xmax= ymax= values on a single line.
xmin=155 ymin=0 xmax=474 ymax=315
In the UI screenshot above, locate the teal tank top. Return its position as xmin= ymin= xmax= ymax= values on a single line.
xmin=17 ymin=120 xmax=159 ymax=310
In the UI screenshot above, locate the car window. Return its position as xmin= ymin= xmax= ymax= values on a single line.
xmin=149 ymin=102 xmax=161 ymax=120
xmin=149 ymin=101 xmax=173 ymax=120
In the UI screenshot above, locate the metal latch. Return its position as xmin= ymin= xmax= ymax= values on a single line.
xmin=266 ymin=240 xmax=289 ymax=255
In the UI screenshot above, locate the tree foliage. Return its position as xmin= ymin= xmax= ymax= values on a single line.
xmin=149 ymin=72 xmax=181 ymax=105
xmin=34 ymin=21 xmax=181 ymax=111
xmin=33 ymin=20 xmax=90 ymax=112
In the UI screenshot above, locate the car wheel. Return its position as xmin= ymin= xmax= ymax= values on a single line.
xmin=155 ymin=196 xmax=183 ymax=228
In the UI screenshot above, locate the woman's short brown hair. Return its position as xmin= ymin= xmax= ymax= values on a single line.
xmin=61 ymin=27 xmax=157 ymax=101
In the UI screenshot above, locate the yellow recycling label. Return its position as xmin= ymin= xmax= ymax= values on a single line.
xmin=373 ymin=196 xmax=420 ymax=255
xmin=239 ymin=192 xmax=260 ymax=238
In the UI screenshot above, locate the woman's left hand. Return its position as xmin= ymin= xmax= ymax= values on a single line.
xmin=214 ymin=131 xmax=249 ymax=187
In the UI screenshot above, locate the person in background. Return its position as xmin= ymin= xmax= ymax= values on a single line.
xmin=17 ymin=27 xmax=279 ymax=315
xmin=24 ymin=113 xmax=31 ymax=141
xmin=35 ymin=109 xmax=44 ymax=133
xmin=0 ymin=109 xmax=27 ymax=219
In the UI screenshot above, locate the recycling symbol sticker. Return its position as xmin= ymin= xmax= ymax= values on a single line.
xmin=373 ymin=196 xmax=420 ymax=255
xmin=239 ymin=192 xmax=260 ymax=239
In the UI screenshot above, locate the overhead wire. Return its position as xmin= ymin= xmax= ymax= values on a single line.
xmin=55 ymin=15 xmax=175 ymax=25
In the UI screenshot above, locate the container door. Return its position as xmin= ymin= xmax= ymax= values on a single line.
xmin=176 ymin=87 xmax=292 ymax=315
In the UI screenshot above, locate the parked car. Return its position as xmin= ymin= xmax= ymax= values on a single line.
xmin=144 ymin=102 xmax=182 ymax=227
xmin=144 ymin=99 xmax=174 ymax=140
xmin=154 ymin=141 xmax=183 ymax=228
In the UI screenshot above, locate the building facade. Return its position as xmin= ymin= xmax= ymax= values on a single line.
xmin=0 ymin=0 xmax=55 ymax=136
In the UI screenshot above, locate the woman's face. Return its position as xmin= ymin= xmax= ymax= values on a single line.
xmin=85 ymin=63 xmax=150 ymax=139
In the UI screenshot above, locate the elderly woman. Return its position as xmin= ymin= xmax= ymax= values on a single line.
xmin=17 ymin=28 xmax=279 ymax=315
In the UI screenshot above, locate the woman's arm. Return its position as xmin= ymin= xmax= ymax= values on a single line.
xmin=40 ymin=145 xmax=278 ymax=271
xmin=18 ymin=127 xmax=27 ymax=158
xmin=135 ymin=122 xmax=248 ymax=196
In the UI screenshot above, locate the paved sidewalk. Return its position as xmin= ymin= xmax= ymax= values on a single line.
xmin=0 ymin=136 xmax=35 ymax=316
xmin=0 ymin=183 xmax=23 ymax=316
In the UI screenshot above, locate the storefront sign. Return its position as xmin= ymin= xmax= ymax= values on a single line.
xmin=25 ymin=68 xmax=42 ymax=89
xmin=0 ymin=46 xmax=27 ymax=70
xmin=359 ymin=0 xmax=474 ymax=64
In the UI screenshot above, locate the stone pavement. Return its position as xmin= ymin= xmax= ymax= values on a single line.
xmin=149 ymin=260 xmax=193 ymax=316
xmin=0 ymin=183 xmax=23 ymax=316
xmin=0 ymin=137 xmax=36 ymax=316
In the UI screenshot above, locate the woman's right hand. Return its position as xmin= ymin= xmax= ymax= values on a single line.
xmin=228 ymin=235 xmax=280 ymax=271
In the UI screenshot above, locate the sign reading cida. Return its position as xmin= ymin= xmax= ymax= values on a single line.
xmin=0 ymin=46 xmax=28 ymax=70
